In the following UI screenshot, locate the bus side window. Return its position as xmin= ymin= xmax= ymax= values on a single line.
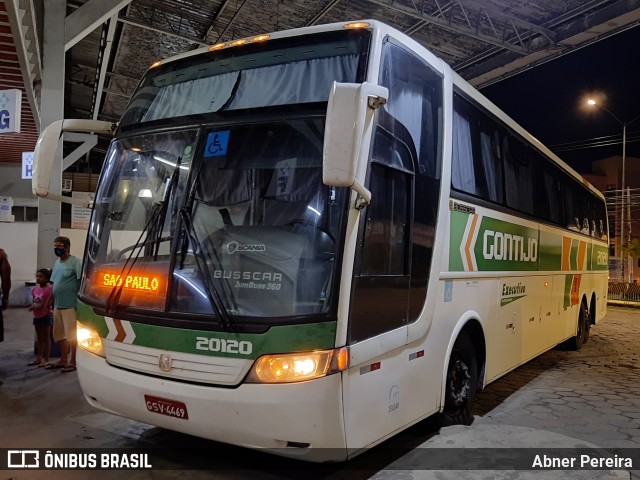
xmin=537 ymin=162 xmax=563 ymax=226
xmin=503 ymin=136 xmax=535 ymax=216
xmin=451 ymin=92 xmax=503 ymax=204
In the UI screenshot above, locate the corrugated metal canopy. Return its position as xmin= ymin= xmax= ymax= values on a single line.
xmin=2 ymin=0 xmax=640 ymax=166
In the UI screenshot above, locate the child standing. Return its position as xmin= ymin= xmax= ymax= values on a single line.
xmin=27 ymin=268 xmax=53 ymax=367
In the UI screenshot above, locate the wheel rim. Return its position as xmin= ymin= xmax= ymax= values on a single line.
xmin=577 ymin=312 xmax=584 ymax=339
xmin=448 ymin=358 xmax=471 ymax=406
xmin=582 ymin=304 xmax=590 ymax=341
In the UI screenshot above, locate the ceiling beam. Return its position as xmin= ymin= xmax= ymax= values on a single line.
xmin=306 ymin=0 xmax=342 ymax=26
xmin=465 ymin=0 xmax=640 ymax=87
xmin=4 ymin=0 xmax=41 ymax=130
xmin=202 ymin=0 xmax=233 ymax=42
xmin=366 ymin=0 xmax=556 ymax=55
xmin=133 ymin=0 xmax=215 ymax=27
xmin=118 ymin=15 xmax=209 ymax=46
xmin=65 ymin=0 xmax=132 ymax=51
xmin=91 ymin=15 xmax=118 ymax=120
xmin=214 ymin=0 xmax=249 ymax=43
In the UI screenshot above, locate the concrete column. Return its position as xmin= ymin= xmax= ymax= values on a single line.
xmin=37 ymin=0 xmax=66 ymax=270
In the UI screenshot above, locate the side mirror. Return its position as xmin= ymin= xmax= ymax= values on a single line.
xmin=33 ymin=119 xmax=117 ymax=206
xmin=322 ymin=82 xmax=388 ymax=207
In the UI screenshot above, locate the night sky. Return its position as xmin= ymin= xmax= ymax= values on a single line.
xmin=479 ymin=25 xmax=640 ymax=174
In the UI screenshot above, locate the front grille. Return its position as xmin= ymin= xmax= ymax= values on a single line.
xmin=103 ymin=340 xmax=252 ymax=385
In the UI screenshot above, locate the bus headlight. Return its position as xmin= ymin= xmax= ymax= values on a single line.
xmin=77 ymin=322 xmax=105 ymax=357
xmin=246 ymin=347 xmax=349 ymax=384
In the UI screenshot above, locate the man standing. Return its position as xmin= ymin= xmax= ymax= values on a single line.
xmin=47 ymin=236 xmax=82 ymax=373
xmin=0 ymin=248 xmax=11 ymax=386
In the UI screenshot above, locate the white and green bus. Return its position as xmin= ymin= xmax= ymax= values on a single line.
xmin=34 ymin=19 xmax=608 ymax=461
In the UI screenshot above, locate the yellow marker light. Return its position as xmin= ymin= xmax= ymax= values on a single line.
xmin=208 ymin=42 xmax=226 ymax=51
xmin=77 ymin=322 xmax=104 ymax=357
xmin=251 ymin=34 xmax=270 ymax=42
xmin=336 ymin=347 xmax=349 ymax=370
xmin=150 ymin=61 xmax=162 ymax=68
xmin=229 ymin=39 xmax=248 ymax=47
xmin=246 ymin=348 xmax=348 ymax=383
xmin=344 ymin=22 xmax=370 ymax=29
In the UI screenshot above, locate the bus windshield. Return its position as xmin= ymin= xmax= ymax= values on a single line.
xmin=79 ymin=29 xmax=371 ymax=327
xmin=81 ymin=119 xmax=348 ymax=326
xmin=119 ymin=29 xmax=370 ymax=128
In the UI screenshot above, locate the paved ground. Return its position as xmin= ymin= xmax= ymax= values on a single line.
xmin=473 ymin=305 xmax=640 ymax=447
xmin=1 ymin=305 xmax=639 ymax=479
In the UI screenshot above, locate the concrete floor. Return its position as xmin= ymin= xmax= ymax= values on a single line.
xmin=1 ymin=305 xmax=639 ymax=479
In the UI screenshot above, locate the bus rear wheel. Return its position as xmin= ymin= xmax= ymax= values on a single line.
xmin=569 ymin=300 xmax=589 ymax=350
xmin=440 ymin=331 xmax=478 ymax=426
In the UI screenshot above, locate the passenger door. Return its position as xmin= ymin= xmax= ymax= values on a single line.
xmin=348 ymin=162 xmax=412 ymax=342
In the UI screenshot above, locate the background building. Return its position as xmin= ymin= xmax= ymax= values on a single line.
xmin=584 ymin=155 xmax=640 ymax=282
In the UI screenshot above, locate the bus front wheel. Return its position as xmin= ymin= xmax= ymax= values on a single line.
xmin=440 ymin=331 xmax=478 ymax=426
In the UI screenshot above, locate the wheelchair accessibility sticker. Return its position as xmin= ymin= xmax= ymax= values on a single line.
xmin=204 ymin=130 xmax=230 ymax=157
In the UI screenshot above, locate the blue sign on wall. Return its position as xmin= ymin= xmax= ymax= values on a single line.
xmin=0 ymin=89 xmax=22 ymax=134
xmin=22 ymin=152 xmax=34 ymax=179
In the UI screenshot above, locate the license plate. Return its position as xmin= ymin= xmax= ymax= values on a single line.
xmin=144 ymin=395 xmax=189 ymax=420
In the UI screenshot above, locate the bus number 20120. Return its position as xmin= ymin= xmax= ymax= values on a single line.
xmin=195 ymin=337 xmax=253 ymax=355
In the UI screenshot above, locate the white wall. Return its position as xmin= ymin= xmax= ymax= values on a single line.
xmin=0 ymin=164 xmax=37 ymax=206
xmin=0 ymin=222 xmax=38 ymax=305
xmin=0 ymin=221 xmax=87 ymax=306
xmin=0 ymin=165 xmax=90 ymax=304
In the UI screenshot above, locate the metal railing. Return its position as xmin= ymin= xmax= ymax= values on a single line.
xmin=608 ymin=282 xmax=640 ymax=302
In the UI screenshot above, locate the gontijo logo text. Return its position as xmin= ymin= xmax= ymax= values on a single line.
xmin=483 ymin=230 xmax=537 ymax=262
xmin=453 ymin=211 xmax=539 ymax=272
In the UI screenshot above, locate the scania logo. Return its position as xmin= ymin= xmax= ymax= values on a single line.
xmin=158 ymin=354 xmax=172 ymax=372
xmin=226 ymin=241 xmax=266 ymax=254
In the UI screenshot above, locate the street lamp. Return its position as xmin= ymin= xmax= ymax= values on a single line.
xmin=586 ymin=98 xmax=640 ymax=282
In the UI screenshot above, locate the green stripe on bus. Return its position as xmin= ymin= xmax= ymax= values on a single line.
xmin=591 ymin=244 xmax=609 ymax=271
xmin=449 ymin=210 xmax=608 ymax=272
xmin=564 ymin=275 xmax=572 ymax=309
xmin=449 ymin=210 xmax=467 ymax=271
xmin=76 ymin=300 xmax=336 ymax=358
xmin=472 ymin=216 xmax=538 ymax=271
xmin=77 ymin=301 xmax=109 ymax=337
xmin=538 ymin=231 xmax=562 ymax=271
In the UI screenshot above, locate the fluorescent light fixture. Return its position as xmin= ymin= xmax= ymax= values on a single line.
xmin=153 ymin=154 xmax=188 ymax=170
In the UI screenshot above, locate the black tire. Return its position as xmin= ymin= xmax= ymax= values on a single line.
xmin=569 ymin=300 xmax=589 ymax=350
xmin=585 ymin=298 xmax=596 ymax=345
xmin=583 ymin=308 xmax=591 ymax=344
xmin=439 ymin=331 xmax=478 ymax=426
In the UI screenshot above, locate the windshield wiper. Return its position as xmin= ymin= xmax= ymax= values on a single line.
xmin=148 ymin=156 xmax=182 ymax=259
xmin=105 ymin=201 xmax=165 ymax=315
xmin=178 ymin=207 xmax=235 ymax=330
xmin=105 ymin=157 xmax=182 ymax=314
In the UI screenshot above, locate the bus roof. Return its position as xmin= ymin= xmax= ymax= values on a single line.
xmin=139 ymin=18 xmax=603 ymax=201
xmin=145 ymin=20 xmax=385 ymax=70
